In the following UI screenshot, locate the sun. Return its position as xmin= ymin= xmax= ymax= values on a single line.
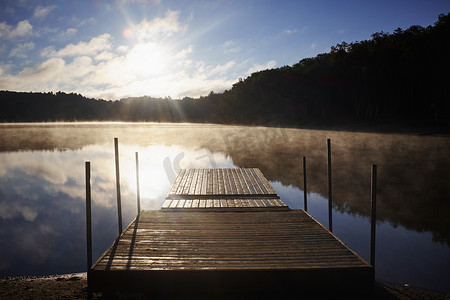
xmin=125 ymin=42 xmax=169 ymax=78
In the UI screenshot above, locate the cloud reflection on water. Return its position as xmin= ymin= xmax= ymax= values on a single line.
xmin=0 ymin=140 xmax=234 ymax=277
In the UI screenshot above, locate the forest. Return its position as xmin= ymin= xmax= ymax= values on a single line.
xmin=1 ymin=13 xmax=449 ymax=130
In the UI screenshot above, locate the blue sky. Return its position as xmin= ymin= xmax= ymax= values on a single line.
xmin=0 ymin=0 xmax=449 ymax=100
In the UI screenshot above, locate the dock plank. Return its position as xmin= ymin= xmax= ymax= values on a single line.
xmin=89 ymin=209 xmax=374 ymax=295
xmin=167 ymin=168 xmax=279 ymax=200
xmin=169 ymin=169 xmax=184 ymax=194
xmin=218 ymin=169 xmax=225 ymax=194
xmin=253 ymin=168 xmax=277 ymax=194
xmin=187 ymin=169 xmax=198 ymax=195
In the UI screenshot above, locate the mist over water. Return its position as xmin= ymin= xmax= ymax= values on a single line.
xmin=0 ymin=123 xmax=449 ymax=292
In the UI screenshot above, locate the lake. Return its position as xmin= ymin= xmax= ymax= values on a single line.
xmin=0 ymin=122 xmax=449 ymax=292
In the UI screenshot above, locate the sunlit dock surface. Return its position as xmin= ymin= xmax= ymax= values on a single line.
xmin=89 ymin=168 xmax=374 ymax=297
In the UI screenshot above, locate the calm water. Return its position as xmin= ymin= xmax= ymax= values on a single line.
xmin=0 ymin=123 xmax=449 ymax=292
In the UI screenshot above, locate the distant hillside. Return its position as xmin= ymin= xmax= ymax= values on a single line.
xmin=1 ymin=13 xmax=449 ymax=130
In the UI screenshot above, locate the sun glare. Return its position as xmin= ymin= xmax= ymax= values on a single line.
xmin=122 ymin=27 xmax=134 ymax=39
xmin=126 ymin=43 xmax=169 ymax=78
xmin=119 ymin=146 xmax=175 ymax=208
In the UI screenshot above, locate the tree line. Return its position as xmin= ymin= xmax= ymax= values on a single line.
xmin=1 ymin=13 xmax=449 ymax=129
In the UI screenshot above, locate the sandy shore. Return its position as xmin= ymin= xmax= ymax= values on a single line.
xmin=1 ymin=273 xmax=449 ymax=299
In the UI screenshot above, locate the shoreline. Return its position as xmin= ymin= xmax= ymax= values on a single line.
xmin=1 ymin=273 xmax=449 ymax=299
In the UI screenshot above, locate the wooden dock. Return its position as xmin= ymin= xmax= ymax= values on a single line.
xmin=89 ymin=168 xmax=373 ymax=297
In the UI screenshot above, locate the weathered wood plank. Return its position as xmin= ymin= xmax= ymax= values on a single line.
xmin=222 ymin=169 xmax=231 ymax=195
xmin=238 ymin=168 xmax=250 ymax=194
xmin=181 ymin=169 xmax=192 ymax=194
xmin=188 ymin=169 xmax=198 ymax=195
xmin=185 ymin=199 xmax=192 ymax=208
xmin=176 ymin=199 xmax=186 ymax=208
xmin=235 ymin=169 xmax=244 ymax=194
xmin=201 ymin=169 xmax=207 ymax=195
xmin=169 ymin=169 xmax=185 ymax=194
xmin=226 ymin=169 xmax=235 ymax=194
xmin=218 ymin=169 xmax=225 ymax=195
xmin=212 ymin=169 xmax=218 ymax=195
xmin=167 ymin=168 xmax=279 ymax=200
xmin=242 ymin=168 xmax=260 ymax=194
xmin=161 ymin=199 xmax=171 ymax=209
xmin=194 ymin=168 xmax=203 ymax=195
xmin=90 ymin=210 xmax=373 ymax=293
xmin=207 ymin=169 xmax=213 ymax=195
xmin=176 ymin=169 xmax=189 ymax=195
xmin=252 ymin=168 xmax=277 ymax=194
xmin=241 ymin=169 xmax=256 ymax=194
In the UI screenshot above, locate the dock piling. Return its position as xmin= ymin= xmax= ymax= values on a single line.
xmin=327 ymin=138 xmax=333 ymax=232
xmin=370 ymin=164 xmax=377 ymax=267
xmin=85 ymin=161 xmax=92 ymax=270
xmin=303 ymin=156 xmax=307 ymax=212
xmin=136 ymin=152 xmax=141 ymax=214
xmin=114 ymin=138 xmax=123 ymax=235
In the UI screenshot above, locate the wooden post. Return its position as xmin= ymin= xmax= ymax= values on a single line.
xmin=135 ymin=152 xmax=141 ymax=214
xmin=327 ymin=138 xmax=333 ymax=232
xmin=303 ymin=156 xmax=307 ymax=212
xmin=85 ymin=162 xmax=92 ymax=270
xmin=370 ymin=164 xmax=377 ymax=267
xmin=114 ymin=138 xmax=123 ymax=235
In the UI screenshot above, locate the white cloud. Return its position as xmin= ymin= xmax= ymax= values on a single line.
xmin=54 ymin=28 xmax=77 ymax=40
xmin=34 ymin=5 xmax=57 ymax=18
xmin=208 ymin=61 xmax=236 ymax=76
xmin=283 ymin=29 xmax=297 ymax=35
xmin=62 ymin=56 xmax=95 ymax=81
xmin=175 ymin=45 xmax=193 ymax=60
xmin=40 ymin=46 xmax=55 ymax=57
xmin=174 ymin=46 xmax=193 ymax=68
xmin=0 ymin=20 xmax=33 ymax=39
xmin=223 ymin=40 xmax=240 ymax=54
xmin=116 ymin=45 xmax=129 ymax=53
xmin=9 ymin=42 xmax=35 ymax=58
xmin=18 ymin=58 xmax=65 ymax=81
xmin=130 ymin=10 xmax=183 ymax=41
xmin=0 ymin=58 xmax=65 ymax=91
xmin=12 ymin=20 xmax=33 ymax=38
xmin=247 ymin=60 xmax=277 ymax=74
xmin=67 ymin=16 xmax=96 ymax=28
xmin=46 ymin=33 xmax=112 ymax=57
xmin=95 ymin=51 xmax=115 ymax=61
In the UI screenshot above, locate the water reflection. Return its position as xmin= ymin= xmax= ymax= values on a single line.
xmin=0 ymin=123 xmax=449 ymax=292
xmin=274 ymin=182 xmax=450 ymax=291
xmin=0 ymin=138 xmax=235 ymax=277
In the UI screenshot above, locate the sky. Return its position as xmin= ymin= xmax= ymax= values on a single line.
xmin=0 ymin=0 xmax=449 ymax=100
